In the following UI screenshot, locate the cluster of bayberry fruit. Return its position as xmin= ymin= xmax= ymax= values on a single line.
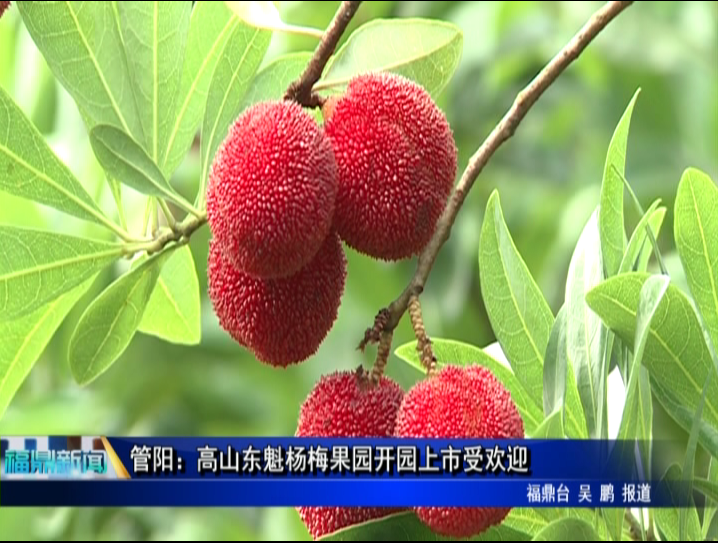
xmin=295 ymin=365 xmax=525 ymax=539
xmin=207 ymin=72 xmax=525 ymax=539
xmin=206 ymin=72 xmax=457 ymax=367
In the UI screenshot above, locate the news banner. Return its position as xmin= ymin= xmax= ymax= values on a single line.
xmin=0 ymin=436 xmax=682 ymax=507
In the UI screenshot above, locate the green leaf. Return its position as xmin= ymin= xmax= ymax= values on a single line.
xmin=586 ymin=272 xmax=718 ymax=438
xmin=531 ymin=518 xmax=600 ymax=541
xmin=599 ymin=89 xmax=639 ymax=277
xmin=674 ymin=167 xmax=718 ymax=357
xmin=542 ymin=305 xmax=587 ymax=438
xmin=239 ymin=52 xmax=313 ymax=110
xmin=318 ymin=511 xmax=530 ymax=541
xmin=0 ymin=227 xmax=123 ymax=321
xmin=702 ymin=458 xmax=718 ymax=540
xmin=199 ymin=22 xmax=271 ymax=207
xmin=503 ymin=509 xmax=549 ymax=535
xmin=636 ymin=214 xmax=667 ymax=274
xmin=619 ymin=199 xmax=665 ymax=273
xmin=530 ymin=408 xmax=564 ymax=438
xmin=650 ymin=378 xmax=718 ymax=460
xmin=542 ymin=306 xmax=567 ymax=418
xmin=90 ymin=125 xmax=196 ymax=215
xmin=695 ymin=477 xmax=718 ymax=504
xmin=0 ymin=86 xmax=109 ymax=226
xmin=68 ymin=247 xmax=175 ymax=385
xmin=394 ymin=338 xmax=543 ymax=435
xmin=479 ymin=190 xmax=553 ymax=409
xmin=118 ymin=1 xmax=191 ymax=160
xmin=681 ymin=371 xmax=712 ymax=541
xmin=565 ymin=208 xmax=606 ymax=438
xmin=318 ymin=18 xmax=463 ymax=98
xmin=138 ymin=245 xmax=200 ymax=345
xmin=17 ymin=1 xmax=144 ymax=140
xmin=606 ymin=275 xmax=668 ymax=542
xmin=655 ymin=464 xmax=701 ymax=542
xmin=0 ymin=277 xmax=95 ymax=419
xmin=162 ymin=0 xmax=238 ymax=176
xmin=225 ymin=0 xmax=323 ymax=39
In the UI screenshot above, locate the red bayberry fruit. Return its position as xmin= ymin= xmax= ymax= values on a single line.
xmin=207 ymin=100 xmax=337 ymax=279
xmin=295 ymin=370 xmax=406 ymax=539
xmin=394 ymin=365 xmax=525 ymax=538
xmin=323 ymin=72 xmax=457 ymax=261
xmin=207 ymin=232 xmax=346 ymax=367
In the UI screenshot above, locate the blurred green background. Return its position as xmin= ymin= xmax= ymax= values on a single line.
xmin=0 ymin=1 xmax=716 ymax=540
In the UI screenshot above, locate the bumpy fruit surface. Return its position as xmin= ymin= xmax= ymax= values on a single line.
xmin=395 ymin=364 xmax=524 ymax=538
xmin=324 ymin=72 xmax=457 ymax=261
xmin=296 ymin=371 xmax=406 ymax=539
xmin=207 ymin=232 xmax=346 ymax=367
xmin=207 ymin=100 xmax=337 ymax=279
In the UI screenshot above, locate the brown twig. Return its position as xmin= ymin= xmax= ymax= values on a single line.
xmin=408 ymin=295 xmax=436 ymax=375
xmin=371 ymin=0 xmax=634 ymax=335
xmin=284 ymin=1 xmax=363 ymax=108
xmin=358 ymin=308 xmax=390 ymax=351
xmin=370 ymin=331 xmax=393 ymax=384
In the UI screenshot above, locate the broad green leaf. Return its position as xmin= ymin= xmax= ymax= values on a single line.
xmin=509 ymin=509 xmax=609 ymax=540
xmin=503 ymin=509 xmax=548 ymax=535
xmin=162 ymin=0 xmax=238 ymax=176
xmin=600 ymin=90 xmax=639 ymax=277
xmin=621 ymin=275 xmax=667 ymax=456
xmin=0 ymin=277 xmax=95 ymax=419
xmin=90 ymin=125 xmax=196 ymax=214
xmin=655 ymin=464 xmax=701 ymax=542
xmin=118 ymin=1 xmax=191 ymax=160
xmin=681 ymin=372 xmax=712 ymax=541
xmin=532 ymin=518 xmax=600 ymax=541
xmin=225 ymin=1 xmax=323 ymax=39
xmin=702 ymin=458 xmax=718 ymax=540
xmin=69 ymin=247 xmax=175 ymax=385
xmin=0 ymin=86 xmax=109 ymax=226
xmin=0 ymin=227 xmax=123 ymax=321
xmin=479 ymin=190 xmax=553 ymax=408
xmin=606 ymin=275 xmax=668 ymax=542
xmin=674 ymin=168 xmax=718 ymax=356
xmin=17 ymin=1 xmax=144 ymax=140
xmin=618 ymin=199 xmax=665 ymax=273
xmin=199 ymin=22 xmax=271 ymax=207
xmin=394 ymin=338 xmax=543 ymax=435
xmin=239 ymin=52 xmax=313 ymax=110
xmin=586 ymin=272 xmax=718 ymax=435
xmin=530 ymin=408 xmax=564 ymax=438
xmin=565 ymin=209 xmax=606 ymax=438
xmin=138 ymin=245 xmax=200 ymax=345
xmin=695 ymin=477 xmax=718 ymax=505
xmin=650 ymin=378 xmax=718 ymax=460
xmin=543 ymin=306 xmax=567 ymax=418
xmin=319 ymin=511 xmax=530 ymax=541
xmin=318 ymin=18 xmax=463 ymax=98
xmin=542 ymin=305 xmax=587 ymax=438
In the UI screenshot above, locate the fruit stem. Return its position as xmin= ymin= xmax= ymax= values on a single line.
xmin=284 ymin=1 xmax=363 ymax=108
xmin=370 ymin=331 xmax=392 ymax=384
xmin=364 ymin=0 xmax=635 ymax=340
xmin=408 ymin=295 xmax=436 ymax=376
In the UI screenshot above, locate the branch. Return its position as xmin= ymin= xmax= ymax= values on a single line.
xmin=376 ymin=0 xmax=634 ymax=334
xmin=284 ymin=1 xmax=362 ymax=108
xmin=124 ymin=213 xmax=207 ymax=256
